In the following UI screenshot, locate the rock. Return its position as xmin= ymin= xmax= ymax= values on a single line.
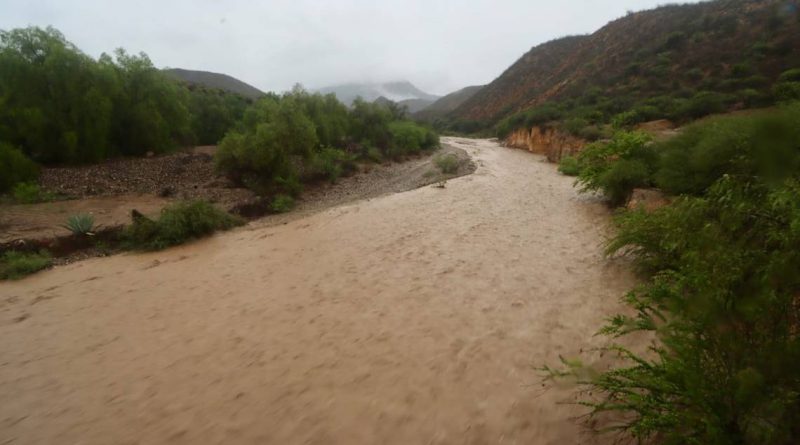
xmin=503 ymin=126 xmax=586 ymax=162
xmin=626 ymin=188 xmax=671 ymax=212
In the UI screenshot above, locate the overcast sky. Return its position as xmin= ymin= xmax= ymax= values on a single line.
xmin=1 ymin=0 xmax=695 ymax=95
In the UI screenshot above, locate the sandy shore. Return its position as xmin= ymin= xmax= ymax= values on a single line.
xmin=0 ymin=138 xmax=636 ymax=444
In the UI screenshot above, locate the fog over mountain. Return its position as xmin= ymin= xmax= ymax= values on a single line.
xmin=1 ymin=0 xmax=692 ymax=95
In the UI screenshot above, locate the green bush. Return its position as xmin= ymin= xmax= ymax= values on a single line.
xmin=270 ymin=194 xmax=295 ymax=213
xmin=674 ymin=90 xmax=729 ymax=121
xmin=387 ymin=121 xmax=438 ymax=156
xmin=557 ymin=156 xmax=581 ymax=176
xmin=215 ymin=97 xmax=317 ymax=193
xmin=11 ymin=182 xmax=53 ymax=204
xmin=777 ymin=68 xmax=800 ymax=83
xmin=310 ymin=147 xmax=356 ymax=183
xmin=655 ymin=105 xmax=800 ymax=195
xmin=125 ymin=200 xmax=243 ymax=250
xmin=575 ymin=131 xmax=656 ymax=205
xmin=434 ymin=154 xmax=460 ymax=174
xmin=0 ymin=251 xmax=52 ymax=280
xmin=546 ymin=104 xmax=800 ymax=444
xmin=62 ymin=213 xmax=96 ymax=235
xmin=0 ymin=143 xmax=39 ymax=193
xmin=772 ymin=82 xmax=800 ymax=103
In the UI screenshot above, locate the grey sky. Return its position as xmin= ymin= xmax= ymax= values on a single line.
xmin=1 ymin=1 xmax=695 ymax=95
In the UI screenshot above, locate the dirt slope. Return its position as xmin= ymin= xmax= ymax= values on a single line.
xmin=0 ymin=138 xmax=636 ymax=444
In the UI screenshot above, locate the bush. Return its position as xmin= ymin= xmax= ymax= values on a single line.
xmin=310 ymin=147 xmax=356 ymax=183
xmin=0 ymin=143 xmax=39 ymax=193
xmin=777 ymin=68 xmax=800 ymax=83
xmin=558 ymin=156 xmax=581 ymax=176
xmin=388 ymin=121 xmax=437 ymax=156
xmin=575 ymin=131 xmax=656 ymax=205
xmin=655 ymin=105 xmax=800 ymax=195
xmin=62 ymin=213 xmax=96 ymax=235
xmin=546 ymin=104 xmax=800 ymax=444
xmin=772 ymin=82 xmax=800 ymax=103
xmin=674 ymin=91 xmax=729 ymax=121
xmin=270 ymin=194 xmax=294 ymax=213
xmin=125 ymin=201 xmax=243 ymax=250
xmin=11 ymin=182 xmax=53 ymax=204
xmin=0 ymin=251 xmax=52 ymax=280
xmin=434 ymin=154 xmax=460 ymax=174
xmin=562 ymin=117 xmax=589 ymax=136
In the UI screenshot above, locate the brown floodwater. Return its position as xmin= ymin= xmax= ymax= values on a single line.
xmin=0 ymin=137 xmax=637 ymax=444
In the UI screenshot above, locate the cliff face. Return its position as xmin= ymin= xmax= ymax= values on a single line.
xmin=503 ymin=126 xmax=586 ymax=162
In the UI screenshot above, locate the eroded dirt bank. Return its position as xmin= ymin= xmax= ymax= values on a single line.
xmin=0 ymin=137 xmax=636 ymax=444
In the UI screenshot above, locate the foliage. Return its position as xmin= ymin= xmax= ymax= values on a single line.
xmin=310 ymin=147 xmax=356 ymax=183
xmin=575 ymin=131 xmax=656 ymax=205
xmin=62 ymin=213 xmax=96 ymax=235
xmin=0 ymin=26 xmax=248 ymax=164
xmin=557 ymin=156 xmax=581 ymax=176
xmin=434 ymin=154 xmax=460 ymax=174
xmin=772 ymin=82 xmax=800 ymax=102
xmin=0 ymin=143 xmax=38 ymax=192
xmin=270 ymin=194 xmax=295 ymax=213
xmin=124 ymin=200 xmax=243 ymax=250
xmin=655 ymin=105 xmax=800 ymax=195
xmin=547 ymin=104 xmax=800 ymax=444
xmin=11 ymin=182 xmax=54 ymax=204
xmin=216 ymin=87 xmax=439 ymax=196
xmin=0 ymin=250 xmax=51 ymax=280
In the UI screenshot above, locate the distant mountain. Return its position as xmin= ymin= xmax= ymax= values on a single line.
xmin=398 ymin=98 xmax=437 ymax=114
xmin=413 ymin=85 xmax=483 ymax=121
xmin=372 ymin=96 xmax=437 ymax=114
xmin=164 ymin=68 xmax=266 ymax=100
xmin=450 ymin=0 xmax=800 ymax=124
xmin=318 ymin=81 xmax=440 ymax=106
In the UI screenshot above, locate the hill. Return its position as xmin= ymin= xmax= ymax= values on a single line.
xmin=163 ymin=68 xmax=266 ymax=100
xmin=318 ymin=81 xmax=440 ymax=106
xmin=450 ymin=0 xmax=800 ymax=126
xmin=413 ymin=85 xmax=484 ymax=121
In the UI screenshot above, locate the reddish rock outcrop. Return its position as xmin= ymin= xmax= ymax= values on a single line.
xmin=502 ymin=126 xmax=586 ymax=162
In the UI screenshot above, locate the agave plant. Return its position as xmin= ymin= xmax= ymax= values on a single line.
xmin=62 ymin=213 xmax=96 ymax=236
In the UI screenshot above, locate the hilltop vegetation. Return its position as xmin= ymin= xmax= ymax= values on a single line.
xmin=443 ymin=0 xmax=800 ymax=137
xmin=164 ymin=68 xmax=266 ymax=100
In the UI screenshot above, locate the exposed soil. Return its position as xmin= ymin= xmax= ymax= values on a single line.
xmin=1 ymin=145 xmax=473 ymax=245
xmin=0 ymin=138 xmax=636 ymax=444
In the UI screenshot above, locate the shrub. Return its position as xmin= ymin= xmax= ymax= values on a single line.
xmin=0 ymin=143 xmax=39 ymax=193
xmin=0 ymin=251 xmax=52 ymax=280
xmin=772 ymin=82 xmax=800 ymax=103
xmin=558 ymin=156 xmax=581 ymax=176
xmin=388 ymin=121 xmax=436 ymax=156
xmin=215 ymin=97 xmax=317 ymax=193
xmin=546 ymin=104 xmax=800 ymax=444
xmin=562 ymin=117 xmax=589 ymax=136
xmin=310 ymin=147 xmax=356 ymax=183
xmin=777 ymin=68 xmax=800 ymax=83
xmin=362 ymin=146 xmax=384 ymax=163
xmin=434 ymin=154 xmax=460 ymax=174
xmin=575 ymin=131 xmax=656 ymax=205
xmin=655 ymin=104 xmax=800 ymax=195
xmin=11 ymin=182 xmax=53 ymax=204
xmin=674 ymin=91 xmax=729 ymax=121
xmin=125 ymin=201 xmax=242 ymax=250
xmin=270 ymin=194 xmax=294 ymax=213
xmin=62 ymin=213 xmax=96 ymax=235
